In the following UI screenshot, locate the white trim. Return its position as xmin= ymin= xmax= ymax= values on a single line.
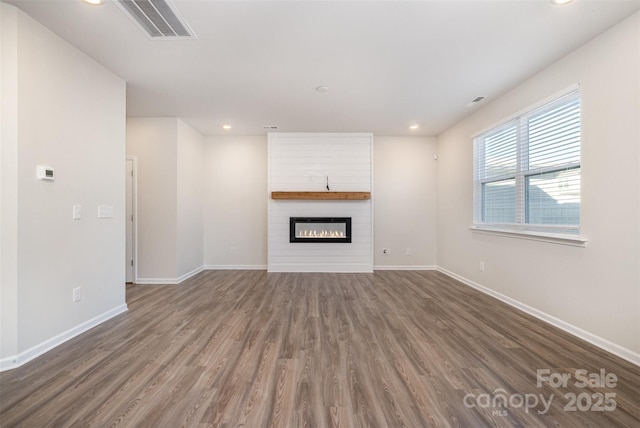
xmin=135 ymin=277 xmax=183 ymax=285
xmin=125 ymin=156 xmax=138 ymax=283
xmin=369 ymin=138 xmax=375 ymax=275
xmin=203 ymin=265 xmax=267 ymax=271
xmin=136 ymin=265 xmax=204 ymax=285
xmin=0 ymin=304 xmax=128 ymax=372
xmin=177 ymin=266 xmax=204 ymax=283
xmin=436 ymin=267 xmax=640 ymax=366
xmin=267 ymin=263 xmax=373 ymax=273
xmin=374 ymin=265 xmax=437 ymax=271
xmin=470 ymin=226 xmax=588 ymax=247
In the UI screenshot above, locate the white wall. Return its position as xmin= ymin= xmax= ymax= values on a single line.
xmin=126 ymin=117 xmax=205 ymax=282
xmin=126 ymin=118 xmax=179 ymax=280
xmin=374 ymin=136 xmax=438 ymax=268
xmin=177 ymin=119 xmax=205 ymax=277
xmin=1 ymin=4 xmax=127 ymax=368
xmin=1 ymin=4 xmax=20 ymax=361
xmin=201 ymin=134 xmax=440 ymax=271
xmin=268 ymin=133 xmax=373 ymax=272
xmin=436 ymin=13 xmax=639 ymax=359
xmin=203 ymin=135 xmax=268 ymax=269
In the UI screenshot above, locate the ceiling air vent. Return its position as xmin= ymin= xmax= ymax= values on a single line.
xmin=115 ymin=0 xmax=195 ymax=39
xmin=467 ymin=96 xmax=486 ymax=107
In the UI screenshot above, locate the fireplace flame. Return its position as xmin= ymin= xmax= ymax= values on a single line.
xmin=297 ymin=229 xmax=345 ymax=238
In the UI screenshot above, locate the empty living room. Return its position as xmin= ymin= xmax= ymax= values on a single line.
xmin=1 ymin=0 xmax=638 ymax=427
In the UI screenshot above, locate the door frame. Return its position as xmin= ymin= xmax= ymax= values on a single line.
xmin=126 ymin=156 xmax=138 ymax=283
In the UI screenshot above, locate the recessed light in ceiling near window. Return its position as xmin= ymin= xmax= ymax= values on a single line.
xmin=82 ymin=0 xmax=104 ymax=5
xmin=409 ymin=125 xmax=419 ymax=130
xmin=222 ymin=124 xmax=232 ymax=130
xmin=550 ymin=0 xmax=574 ymax=5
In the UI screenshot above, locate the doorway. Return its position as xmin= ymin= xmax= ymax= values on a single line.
xmin=125 ymin=157 xmax=137 ymax=283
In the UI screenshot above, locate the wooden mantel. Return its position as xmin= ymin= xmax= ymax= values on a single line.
xmin=271 ymin=191 xmax=371 ymax=200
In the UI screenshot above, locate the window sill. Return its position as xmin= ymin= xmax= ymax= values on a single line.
xmin=470 ymin=226 xmax=588 ymax=247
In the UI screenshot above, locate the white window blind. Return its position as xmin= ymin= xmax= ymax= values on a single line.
xmin=473 ymin=88 xmax=581 ymax=235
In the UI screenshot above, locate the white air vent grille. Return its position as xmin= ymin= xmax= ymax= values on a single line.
xmin=115 ymin=0 xmax=195 ymax=39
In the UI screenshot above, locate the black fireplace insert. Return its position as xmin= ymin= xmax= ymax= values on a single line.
xmin=290 ymin=217 xmax=352 ymax=243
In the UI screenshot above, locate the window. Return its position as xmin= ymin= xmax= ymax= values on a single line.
xmin=473 ymin=88 xmax=581 ymax=236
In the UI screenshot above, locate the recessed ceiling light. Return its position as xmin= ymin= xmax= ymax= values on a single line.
xmin=316 ymin=86 xmax=329 ymax=93
xmin=82 ymin=0 xmax=105 ymax=5
xmin=222 ymin=124 xmax=232 ymax=130
xmin=550 ymin=0 xmax=574 ymax=5
xmin=409 ymin=125 xmax=419 ymax=130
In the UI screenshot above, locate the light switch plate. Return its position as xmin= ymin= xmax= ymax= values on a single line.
xmin=98 ymin=205 xmax=114 ymax=219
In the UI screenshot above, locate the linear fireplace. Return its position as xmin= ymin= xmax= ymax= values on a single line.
xmin=290 ymin=217 xmax=352 ymax=243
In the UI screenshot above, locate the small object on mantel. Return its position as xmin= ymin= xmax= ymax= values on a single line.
xmin=271 ymin=191 xmax=371 ymax=200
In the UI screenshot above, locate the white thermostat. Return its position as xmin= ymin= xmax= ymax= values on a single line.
xmin=36 ymin=165 xmax=55 ymax=181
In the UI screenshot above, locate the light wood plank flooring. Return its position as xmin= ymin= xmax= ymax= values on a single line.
xmin=1 ymin=270 xmax=638 ymax=427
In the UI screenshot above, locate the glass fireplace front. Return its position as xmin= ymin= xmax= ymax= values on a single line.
xmin=290 ymin=217 xmax=352 ymax=243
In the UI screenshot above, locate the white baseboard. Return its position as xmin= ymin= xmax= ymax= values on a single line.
xmin=136 ymin=265 xmax=204 ymax=284
xmin=135 ymin=278 xmax=182 ymax=284
xmin=177 ymin=266 xmax=205 ymax=282
xmin=0 ymin=304 xmax=128 ymax=372
xmin=203 ymin=265 xmax=267 ymax=270
xmin=436 ymin=266 xmax=640 ymax=367
xmin=267 ymin=263 xmax=373 ymax=273
xmin=374 ymin=265 xmax=437 ymax=271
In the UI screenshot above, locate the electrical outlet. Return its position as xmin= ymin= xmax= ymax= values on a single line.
xmin=73 ymin=287 xmax=81 ymax=302
xmin=479 ymin=262 xmax=485 ymax=272
xmin=405 ymin=248 xmax=412 ymax=256
xmin=382 ymin=248 xmax=391 ymax=255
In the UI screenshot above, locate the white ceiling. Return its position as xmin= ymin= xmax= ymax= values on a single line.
xmin=6 ymin=0 xmax=639 ymax=136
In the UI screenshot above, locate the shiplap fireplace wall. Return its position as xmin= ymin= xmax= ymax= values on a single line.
xmin=268 ymin=133 xmax=373 ymax=272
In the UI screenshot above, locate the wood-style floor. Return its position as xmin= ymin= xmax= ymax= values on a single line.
xmin=1 ymin=270 xmax=638 ymax=427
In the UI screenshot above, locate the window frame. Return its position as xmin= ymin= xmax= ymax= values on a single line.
xmin=472 ymin=85 xmax=587 ymax=246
